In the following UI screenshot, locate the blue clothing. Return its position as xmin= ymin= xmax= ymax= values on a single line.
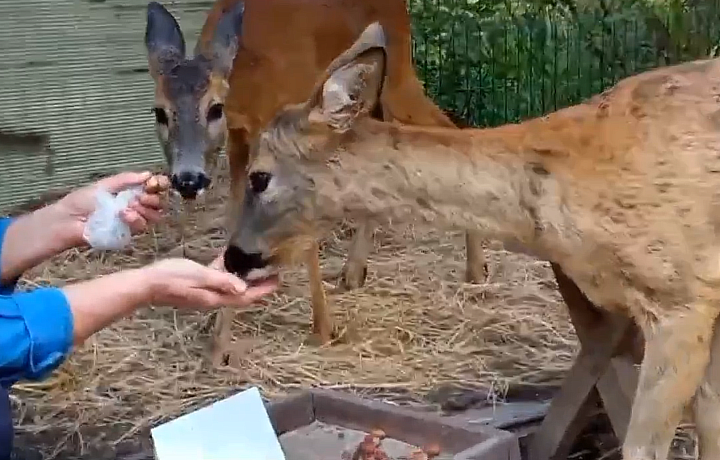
xmin=0 ymin=217 xmax=73 ymax=388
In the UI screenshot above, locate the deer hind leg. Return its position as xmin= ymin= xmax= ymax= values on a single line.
xmin=307 ymin=241 xmax=333 ymax=344
xmin=465 ymin=230 xmax=488 ymax=283
xmin=623 ymin=306 xmax=716 ymax=460
xmin=337 ymin=220 xmax=375 ymax=291
xmin=694 ymin=313 xmax=720 ymax=460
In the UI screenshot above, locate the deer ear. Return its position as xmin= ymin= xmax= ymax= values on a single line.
xmin=196 ymin=1 xmax=244 ymax=79
xmin=307 ymin=22 xmax=387 ymax=132
xmin=145 ymin=2 xmax=186 ymax=77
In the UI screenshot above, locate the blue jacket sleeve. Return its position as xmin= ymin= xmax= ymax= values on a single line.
xmin=0 ymin=217 xmax=74 ymax=387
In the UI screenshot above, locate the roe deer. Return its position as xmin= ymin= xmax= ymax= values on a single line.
xmin=143 ymin=0 xmax=488 ymax=359
xmin=223 ymin=22 xmax=720 ymax=460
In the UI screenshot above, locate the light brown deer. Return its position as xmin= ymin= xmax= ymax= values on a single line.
xmin=143 ymin=0 xmax=488 ymax=358
xmin=222 ymin=22 xmax=720 ymax=460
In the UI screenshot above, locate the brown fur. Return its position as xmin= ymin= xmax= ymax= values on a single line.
xmin=229 ymin=23 xmax=720 ymax=460
xmin=189 ymin=0 xmax=488 ymax=354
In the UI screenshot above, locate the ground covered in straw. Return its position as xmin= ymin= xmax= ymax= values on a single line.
xmin=8 ymin=172 xmax=582 ymax=459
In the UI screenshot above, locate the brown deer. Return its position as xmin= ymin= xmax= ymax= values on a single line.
xmin=143 ymin=0 xmax=488 ymax=357
xmin=222 ymin=22 xmax=720 ymax=460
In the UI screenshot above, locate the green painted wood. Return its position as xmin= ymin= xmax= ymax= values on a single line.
xmin=0 ymin=0 xmax=210 ymax=212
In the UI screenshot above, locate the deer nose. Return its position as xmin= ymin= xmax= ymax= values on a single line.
xmin=223 ymin=244 xmax=268 ymax=279
xmin=170 ymin=171 xmax=211 ymax=200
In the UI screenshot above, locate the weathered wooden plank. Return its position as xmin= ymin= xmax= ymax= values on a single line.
xmin=596 ymin=355 xmax=637 ymax=441
xmin=262 ymin=389 xmax=522 ymax=460
xmin=523 ymin=265 xmax=640 ymax=460
xmin=526 ymin=336 xmax=627 ymax=460
xmin=441 ymin=401 xmax=550 ymax=431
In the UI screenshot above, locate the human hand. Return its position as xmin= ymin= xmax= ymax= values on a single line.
xmin=62 ymin=258 xmax=276 ymax=346
xmin=145 ymin=258 xmax=278 ymax=309
xmin=55 ymin=171 xmax=170 ymax=248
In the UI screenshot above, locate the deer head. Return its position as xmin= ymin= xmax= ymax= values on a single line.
xmin=222 ymin=22 xmax=387 ymax=281
xmin=144 ymin=1 xmax=244 ymax=199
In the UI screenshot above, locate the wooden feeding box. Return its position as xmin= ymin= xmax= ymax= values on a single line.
xmin=266 ymin=389 xmax=521 ymax=460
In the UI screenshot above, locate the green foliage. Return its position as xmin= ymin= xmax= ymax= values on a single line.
xmin=408 ymin=0 xmax=720 ymax=126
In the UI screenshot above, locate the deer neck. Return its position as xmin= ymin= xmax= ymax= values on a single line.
xmin=314 ymin=119 xmax=575 ymax=259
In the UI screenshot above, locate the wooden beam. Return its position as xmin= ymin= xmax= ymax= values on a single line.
xmin=525 ymin=265 xmax=642 ymax=460
xmin=526 ymin=307 xmax=631 ymax=460
xmin=551 ymin=264 xmax=641 ymax=422
xmin=597 ymin=354 xmax=637 ymax=441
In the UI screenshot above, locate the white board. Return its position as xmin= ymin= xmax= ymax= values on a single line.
xmin=151 ymin=386 xmax=287 ymax=460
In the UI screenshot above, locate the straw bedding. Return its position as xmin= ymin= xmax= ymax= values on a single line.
xmin=6 ymin=166 xmax=646 ymax=459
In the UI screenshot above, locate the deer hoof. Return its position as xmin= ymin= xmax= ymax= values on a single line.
xmin=337 ymin=265 xmax=368 ymax=291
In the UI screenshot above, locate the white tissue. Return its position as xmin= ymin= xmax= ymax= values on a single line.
xmin=83 ymin=185 xmax=144 ymax=250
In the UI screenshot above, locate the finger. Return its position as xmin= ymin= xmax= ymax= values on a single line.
xmin=225 ymin=282 xmax=278 ymax=308
xmin=202 ymin=268 xmax=248 ymax=295
xmin=137 ymin=193 xmax=163 ymax=210
xmin=131 ymin=204 xmax=163 ymax=224
xmin=245 ymin=282 xmax=278 ymax=301
xmin=120 ymin=209 xmax=147 ymax=233
xmin=178 ymin=289 xmax=224 ymax=310
xmin=128 ymin=219 xmax=148 ymax=235
xmin=120 ymin=208 xmax=141 ymax=225
xmin=129 ymin=195 xmax=165 ymax=224
xmin=195 ymin=290 xmax=224 ymax=309
xmin=99 ymin=171 xmax=153 ymax=193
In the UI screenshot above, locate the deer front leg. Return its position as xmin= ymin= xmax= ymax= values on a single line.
xmin=337 ymin=220 xmax=375 ymax=291
xmin=623 ymin=306 xmax=716 ymax=460
xmin=465 ymin=230 xmax=488 ymax=283
xmin=211 ymin=128 xmax=250 ymax=367
xmin=211 ymin=308 xmax=235 ymax=367
xmin=307 ymin=241 xmax=333 ymax=344
xmin=694 ymin=313 xmax=720 ymax=460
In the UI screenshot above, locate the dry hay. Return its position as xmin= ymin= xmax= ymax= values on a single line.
xmin=8 ymin=168 xmax=580 ymax=459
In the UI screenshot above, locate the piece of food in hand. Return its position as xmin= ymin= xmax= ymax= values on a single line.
xmin=144 ymin=174 xmax=170 ymax=194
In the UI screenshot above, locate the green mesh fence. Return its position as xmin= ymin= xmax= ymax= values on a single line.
xmin=407 ymin=0 xmax=720 ymax=127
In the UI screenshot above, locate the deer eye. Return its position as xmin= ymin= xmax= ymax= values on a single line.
xmin=249 ymin=171 xmax=272 ymax=195
xmin=207 ymin=103 xmax=224 ymax=123
xmin=152 ymin=107 xmax=169 ymax=125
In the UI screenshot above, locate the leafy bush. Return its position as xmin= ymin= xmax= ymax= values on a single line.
xmin=408 ymin=0 xmax=720 ymax=126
